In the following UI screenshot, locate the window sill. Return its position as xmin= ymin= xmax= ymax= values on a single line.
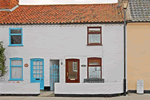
xmin=87 ymin=44 xmax=103 ymax=46
xmin=8 ymin=79 xmax=24 ymax=81
xmin=8 ymin=44 xmax=23 ymax=47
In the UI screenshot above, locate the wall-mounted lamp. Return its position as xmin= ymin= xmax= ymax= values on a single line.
xmin=61 ymin=59 xmax=63 ymax=65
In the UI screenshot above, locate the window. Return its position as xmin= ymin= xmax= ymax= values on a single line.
xmin=9 ymin=58 xmax=23 ymax=81
xmin=9 ymin=28 xmax=23 ymax=46
xmin=73 ymin=62 xmax=78 ymax=72
xmin=87 ymin=27 xmax=102 ymax=45
xmin=87 ymin=58 xmax=102 ymax=78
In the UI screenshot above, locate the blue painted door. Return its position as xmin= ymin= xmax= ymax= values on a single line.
xmin=30 ymin=59 xmax=44 ymax=90
xmin=50 ymin=64 xmax=59 ymax=91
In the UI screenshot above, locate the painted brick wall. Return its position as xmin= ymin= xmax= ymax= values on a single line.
xmin=0 ymin=24 xmax=124 ymax=86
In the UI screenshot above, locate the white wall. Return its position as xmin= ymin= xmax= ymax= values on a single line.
xmin=0 ymin=83 xmax=40 ymax=94
xmin=55 ymin=82 xmax=123 ymax=94
xmin=0 ymin=24 xmax=124 ymax=87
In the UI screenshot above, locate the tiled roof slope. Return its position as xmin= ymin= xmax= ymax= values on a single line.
xmin=0 ymin=4 xmax=124 ymax=24
xmin=0 ymin=0 xmax=19 ymax=9
xmin=0 ymin=11 xmax=9 ymax=19
xmin=129 ymin=0 xmax=150 ymax=22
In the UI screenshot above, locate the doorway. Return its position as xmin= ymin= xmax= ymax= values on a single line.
xmin=50 ymin=60 xmax=59 ymax=91
xmin=30 ymin=58 xmax=44 ymax=90
xmin=66 ymin=59 xmax=80 ymax=83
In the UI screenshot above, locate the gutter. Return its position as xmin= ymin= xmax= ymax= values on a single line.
xmin=123 ymin=8 xmax=127 ymax=96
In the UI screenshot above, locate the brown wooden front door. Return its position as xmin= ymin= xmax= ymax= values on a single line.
xmin=66 ymin=59 xmax=80 ymax=83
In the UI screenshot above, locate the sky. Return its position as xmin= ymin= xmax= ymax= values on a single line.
xmin=19 ymin=0 xmax=118 ymax=5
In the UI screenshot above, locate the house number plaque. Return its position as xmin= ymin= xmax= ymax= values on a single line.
xmin=24 ymin=63 xmax=28 ymax=67
xmin=81 ymin=65 xmax=86 ymax=67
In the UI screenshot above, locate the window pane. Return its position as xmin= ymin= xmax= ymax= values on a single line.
xmin=40 ymin=66 xmax=42 ymax=69
xmin=33 ymin=61 xmax=36 ymax=65
xmin=37 ymin=74 xmax=39 ymax=77
xmin=40 ymin=61 xmax=42 ymax=65
xmin=89 ymin=59 xmax=101 ymax=65
xmin=33 ymin=66 xmax=36 ymax=69
xmin=89 ymin=28 xmax=100 ymax=32
xmin=40 ymin=74 xmax=43 ymax=78
xmin=33 ymin=69 xmax=36 ymax=73
xmin=89 ymin=34 xmax=100 ymax=44
xmin=11 ymin=60 xmax=22 ymax=65
xmin=89 ymin=67 xmax=101 ymax=78
xmin=37 ymin=69 xmax=39 ymax=73
xmin=73 ymin=62 xmax=77 ymax=72
xmin=40 ymin=69 xmax=42 ymax=73
xmin=68 ymin=61 xmax=78 ymax=79
xmin=37 ymin=61 xmax=39 ymax=65
xmin=11 ymin=29 xmax=21 ymax=34
xmin=33 ymin=74 xmax=36 ymax=78
xmin=11 ymin=67 xmax=22 ymax=79
xmin=11 ymin=35 xmax=21 ymax=44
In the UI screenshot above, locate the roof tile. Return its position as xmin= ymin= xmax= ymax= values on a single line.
xmin=129 ymin=0 xmax=150 ymax=22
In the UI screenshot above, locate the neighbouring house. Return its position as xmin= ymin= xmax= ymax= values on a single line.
xmin=0 ymin=0 xmax=126 ymax=96
xmin=127 ymin=0 xmax=150 ymax=93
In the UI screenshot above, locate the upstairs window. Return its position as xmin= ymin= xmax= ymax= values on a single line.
xmin=87 ymin=27 xmax=102 ymax=45
xmin=9 ymin=28 xmax=23 ymax=46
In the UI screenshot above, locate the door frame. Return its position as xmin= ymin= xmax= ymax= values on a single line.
xmin=30 ymin=58 xmax=44 ymax=90
xmin=66 ymin=59 xmax=80 ymax=83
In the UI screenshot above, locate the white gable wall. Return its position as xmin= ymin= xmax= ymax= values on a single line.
xmin=0 ymin=24 xmax=124 ymax=86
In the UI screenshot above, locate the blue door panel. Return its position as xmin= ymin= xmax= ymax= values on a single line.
xmin=30 ymin=59 xmax=44 ymax=90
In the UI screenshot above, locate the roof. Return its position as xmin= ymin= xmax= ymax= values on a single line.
xmin=129 ymin=0 xmax=150 ymax=22
xmin=0 ymin=11 xmax=9 ymax=19
xmin=0 ymin=0 xmax=19 ymax=9
xmin=0 ymin=4 xmax=124 ymax=25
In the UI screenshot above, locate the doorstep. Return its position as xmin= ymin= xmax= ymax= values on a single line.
xmin=38 ymin=91 xmax=54 ymax=97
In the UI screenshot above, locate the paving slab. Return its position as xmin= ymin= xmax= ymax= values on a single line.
xmin=128 ymin=93 xmax=150 ymax=99
xmin=107 ymin=96 xmax=130 ymax=100
xmin=39 ymin=91 xmax=54 ymax=97
xmin=21 ymin=97 xmax=107 ymax=100
xmin=0 ymin=97 xmax=24 ymax=100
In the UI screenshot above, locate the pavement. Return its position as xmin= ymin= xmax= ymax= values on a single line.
xmin=0 ymin=93 xmax=150 ymax=100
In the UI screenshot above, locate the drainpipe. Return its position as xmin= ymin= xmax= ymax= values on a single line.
xmin=123 ymin=8 xmax=127 ymax=96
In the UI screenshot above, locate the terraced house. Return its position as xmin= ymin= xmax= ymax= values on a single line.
xmin=127 ymin=0 xmax=150 ymax=93
xmin=0 ymin=0 xmax=126 ymax=96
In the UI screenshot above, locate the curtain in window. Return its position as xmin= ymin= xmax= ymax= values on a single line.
xmin=11 ymin=60 xmax=22 ymax=65
xmin=11 ymin=35 xmax=21 ymax=44
xmin=89 ymin=67 xmax=101 ymax=78
xmin=11 ymin=60 xmax=22 ymax=79
xmin=89 ymin=34 xmax=100 ymax=43
xmin=11 ymin=67 xmax=22 ymax=79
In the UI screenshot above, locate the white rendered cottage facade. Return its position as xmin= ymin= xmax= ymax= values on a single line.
xmin=0 ymin=1 xmax=125 ymax=95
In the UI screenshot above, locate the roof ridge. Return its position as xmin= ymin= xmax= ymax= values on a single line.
xmin=19 ymin=3 xmax=118 ymax=6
